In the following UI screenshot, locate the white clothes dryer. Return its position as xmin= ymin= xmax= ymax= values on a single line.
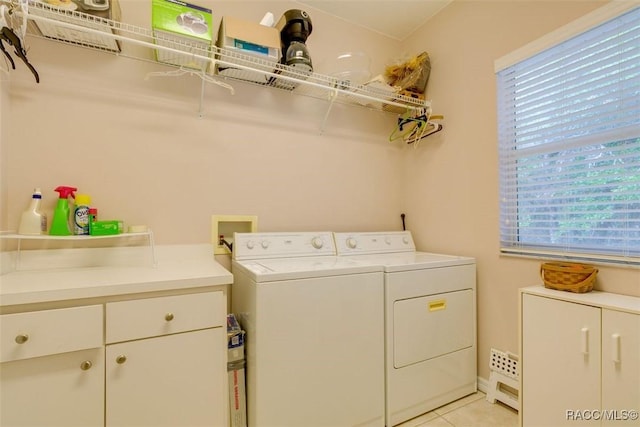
xmin=231 ymin=232 xmax=385 ymax=427
xmin=334 ymin=231 xmax=477 ymax=426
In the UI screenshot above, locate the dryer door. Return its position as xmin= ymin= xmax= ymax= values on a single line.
xmin=393 ymin=289 xmax=474 ymax=368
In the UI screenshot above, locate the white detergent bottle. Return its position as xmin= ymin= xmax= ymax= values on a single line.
xmin=18 ymin=188 xmax=47 ymax=235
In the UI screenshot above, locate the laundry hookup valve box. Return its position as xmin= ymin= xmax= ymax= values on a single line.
xmin=151 ymin=0 xmax=213 ymax=70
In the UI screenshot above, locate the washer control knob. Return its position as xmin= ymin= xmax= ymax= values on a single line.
xmin=261 ymin=240 xmax=270 ymax=249
xmin=385 ymin=236 xmax=392 ymax=245
xmin=346 ymin=238 xmax=357 ymax=249
xmin=311 ymin=237 xmax=324 ymax=249
xmin=402 ymin=236 xmax=409 ymax=244
xmin=246 ymin=241 xmax=255 ymax=250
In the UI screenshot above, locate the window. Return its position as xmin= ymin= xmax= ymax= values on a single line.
xmin=496 ymin=5 xmax=640 ymax=266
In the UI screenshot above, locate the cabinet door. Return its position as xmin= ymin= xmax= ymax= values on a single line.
xmin=602 ymin=310 xmax=640 ymax=426
xmin=522 ymin=294 xmax=601 ymax=426
xmin=0 ymin=348 xmax=104 ymax=427
xmin=106 ymin=328 xmax=225 ymax=427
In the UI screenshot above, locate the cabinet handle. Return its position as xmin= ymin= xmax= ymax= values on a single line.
xmin=15 ymin=334 xmax=29 ymax=344
xmin=611 ymin=333 xmax=621 ymax=363
xmin=165 ymin=312 xmax=175 ymax=322
xmin=581 ymin=327 xmax=589 ymax=355
xmin=116 ymin=355 xmax=127 ymax=364
xmin=80 ymin=361 xmax=93 ymax=371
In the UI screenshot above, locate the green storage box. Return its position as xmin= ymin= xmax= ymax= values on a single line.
xmin=152 ymin=0 xmax=213 ymax=70
xmin=90 ymin=220 xmax=124 ymax=236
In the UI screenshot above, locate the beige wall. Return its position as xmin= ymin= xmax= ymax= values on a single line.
xmin=1 ymin=74 xmax=8 ymax=224
xmin=1 ymin=0 xmax=406 ymax=241
xmin=402 ymin=0 xmax=640 ymax=380
xmin=1 ymin=0 xmax=638 ymax=384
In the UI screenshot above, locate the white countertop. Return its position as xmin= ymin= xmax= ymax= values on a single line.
xmin=520 ymin=285 xmax=640 ymax=314
xmin=0 ymin=244 xmax=233 ymax=307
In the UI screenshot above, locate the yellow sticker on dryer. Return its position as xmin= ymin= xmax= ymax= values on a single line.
xmin=428 ymin=299 xmax=446 ymax=311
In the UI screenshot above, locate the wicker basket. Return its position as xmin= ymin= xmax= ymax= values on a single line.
xmin=540 ymin=262 xmax=598 ymax=293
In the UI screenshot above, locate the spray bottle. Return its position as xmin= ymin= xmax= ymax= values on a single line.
xmin=49 ymin=186 xmax=77 ymax=236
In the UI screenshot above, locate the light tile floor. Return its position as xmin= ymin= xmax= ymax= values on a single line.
xmin=397 ymin=392 xmax=519 ymax=427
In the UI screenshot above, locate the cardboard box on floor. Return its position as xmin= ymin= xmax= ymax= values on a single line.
xmin=227 ymin=314 xmax=247 ymax=427
xmin=228 ymin=360 xmax=247 ymax=427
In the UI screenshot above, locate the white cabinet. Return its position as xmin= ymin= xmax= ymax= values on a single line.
xmin=106 ymin=328 xmax=224 ymax=427
xmin=0 ymin=290 xmax=227 ymax=427
xmin=1 ymin=348 xmax=105 ymax=427
xmin=601 ymin=309 xmax=640 ymax=427
xmin=521 ymin=294 xmax=601 ymax=426
xmin=105 ymin=292 xmax=227 ymax=427
xmin=0 ymin=306 xmax=104 ymax=427
xmin=520 ymin=287 xmax=640 ymax=427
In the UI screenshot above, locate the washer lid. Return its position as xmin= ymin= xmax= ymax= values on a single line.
xmin=342 ymin=251 xmax=475 ymax=272
xmin=232 ymin=256 xmax=381 ymax=282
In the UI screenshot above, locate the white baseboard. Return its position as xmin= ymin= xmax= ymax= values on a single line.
xmin=477 ymin=376 xmax=489 ymax=394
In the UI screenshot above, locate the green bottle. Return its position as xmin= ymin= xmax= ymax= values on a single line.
xmin=49 ymin=186 xmax=77 ymax=236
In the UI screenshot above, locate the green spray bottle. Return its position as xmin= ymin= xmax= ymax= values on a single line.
xmin=49 ymin=186 xmax=77 ymax=236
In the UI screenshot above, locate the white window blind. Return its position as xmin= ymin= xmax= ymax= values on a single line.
xmin=497 ymin=6 xmax=640 ymax=266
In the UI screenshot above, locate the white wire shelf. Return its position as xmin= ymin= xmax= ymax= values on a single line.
xmin=11 ymin=0 xmax=426 ymax=116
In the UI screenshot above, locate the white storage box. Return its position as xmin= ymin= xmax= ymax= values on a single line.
xmin=30 ymin=0 xmax=122 ymax=52
xmin=215 ymin=16 xmax=280 ymax=84
xmin=151 ymin=0 xmax=213 ymax=70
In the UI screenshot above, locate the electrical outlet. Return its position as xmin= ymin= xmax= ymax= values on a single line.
xmin=211 ymin=215 xmax=258 ymax=255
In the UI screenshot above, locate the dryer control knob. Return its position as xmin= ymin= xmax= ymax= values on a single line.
xmin=402 ymin=237 xmax=409 ymax=244
xmin=385 ymin=237 xmax=392 ymax=245
xmin=246 ymin=241 xmax=255 ymax=250
xmin=261 ymin=240 xmax=270 ymax=249
xmin=311 ymin=237 xmax=324 ymax=249
xmin=346 ymin=238 xmax=357 ymax=249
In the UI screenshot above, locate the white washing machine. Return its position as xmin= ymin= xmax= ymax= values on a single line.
xmin=231 ymin=232 xmax=385 ymax=427
xmin=334 ymin=231 xmax=477 ymax=426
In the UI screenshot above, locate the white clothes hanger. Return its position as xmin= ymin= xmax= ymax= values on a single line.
xmin=14 ymin=0 xmax=28 ymax=43
xmin=145 ymin=65 xmax=235 ymax=95
xmin=389 ymin=104 xmax=444 ymax=147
